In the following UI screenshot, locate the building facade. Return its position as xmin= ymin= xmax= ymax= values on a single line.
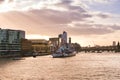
xmin=49 ymin=38 xmax=60 ymax=52
xmin=0 ymin=29 xmax=25 ymax=56
xmin=21 ymin=39 xmax=32 ymax=56
xmin=61 ymin=31 xmax=67 ymax=45
xmin=113 ymin=41 xmax=116 ymax=46
xmin=29 ymin=39 xmax=51 ymax=55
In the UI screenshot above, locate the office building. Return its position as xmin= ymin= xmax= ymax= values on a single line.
xmin=0 ymin=29 xmax=25 ymax=55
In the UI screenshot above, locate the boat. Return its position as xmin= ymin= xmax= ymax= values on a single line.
xmin=52 ymin=47 xmax=76 ymax=58
xmin=51 ymin=31 xmax=76 ymax=58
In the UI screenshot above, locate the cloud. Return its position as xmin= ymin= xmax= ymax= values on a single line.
xmin=0 ymin=0 xmax=120 ymax=37
xmin=96 ymin=13 xmax=111 ymax=18
xmin=0 ymin=0 xmax=64 ymax=12
xmin=0 ymin=0 xmax=13 ymax=4
xmin=0 ymin=0 xmax=90 ymax=12
xmin=66 ymin=23 xmax=114 ymax=35
xmin=110 ymin=24 xmax=120 ymax=30
xmin=0 ymin=0 xmax=4 ymax=3
xmin=0 ymin=10 xmax=119 ymax=36
xmin=83 ymin=0 xmax=112 ymax=4
xmin=0 ymin=0 xmax=117 ymax=13
xmin=27 ymin=9 xmax=91 ymax=25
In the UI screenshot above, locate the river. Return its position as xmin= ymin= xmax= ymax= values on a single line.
xmin=0 ymin=52 xmax=120 ymax=80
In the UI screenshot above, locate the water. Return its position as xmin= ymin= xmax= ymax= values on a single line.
xmin=1 ymin=52 xmax=120 ymax=80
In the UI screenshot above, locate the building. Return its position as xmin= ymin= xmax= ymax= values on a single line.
xmin=69 ymin=37 xmax=71 ymax=44
xmin=113 ymin=41 xmax=116 ymax=46
xmin=49 ymin=38 xmax=60 ymax=52
xmin=49 ymin=31 xmax=69 ymax=52
xmin=0 ymin=29 xmax=25 ymax=56
xmin=61 ymin=31 xmax=67 ymax=45
xmin=29 ymin=39 xmax=51 ymax=55
xmin=21 ymin=39 xmax=32 ymax=56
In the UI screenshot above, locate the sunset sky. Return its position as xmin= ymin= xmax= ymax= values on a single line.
xmin=0 ymin=0 xmax=120 ymax=46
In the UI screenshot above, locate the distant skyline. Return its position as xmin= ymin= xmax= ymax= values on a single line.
xmin=0 ymin=0 xmax=120 ymax=46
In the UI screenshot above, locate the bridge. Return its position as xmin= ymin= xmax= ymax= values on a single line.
xmin=80 ymin=46 xmax=119 ymax=53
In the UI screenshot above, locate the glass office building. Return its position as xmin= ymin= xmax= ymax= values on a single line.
xmin=0 ymin=29 xmax=25 ymax=55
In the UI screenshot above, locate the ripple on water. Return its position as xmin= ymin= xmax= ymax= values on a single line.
xmin=0 ymin=53 xmax=120 ymax=80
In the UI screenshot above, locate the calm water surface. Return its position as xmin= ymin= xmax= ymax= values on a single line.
xmin=1 ymin=52 xmax=120 ymax=80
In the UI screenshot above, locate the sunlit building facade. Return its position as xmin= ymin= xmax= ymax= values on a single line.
xmin=29 ymin=39 xmax=51 ymax=55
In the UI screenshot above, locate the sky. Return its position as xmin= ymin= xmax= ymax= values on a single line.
xmin=0 ymin=0 xmax=120 ymax=47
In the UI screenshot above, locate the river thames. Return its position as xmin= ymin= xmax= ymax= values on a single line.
xmin=1 ymin=52 xmax=120 ymax=80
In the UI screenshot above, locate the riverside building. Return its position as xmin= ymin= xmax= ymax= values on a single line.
xmin=29 ymin=39 xmax=51 ymax=55
xmin=0 ymin=28 xmax=25 ymax=56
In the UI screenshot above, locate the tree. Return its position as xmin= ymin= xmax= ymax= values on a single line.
xmin=74 ymin=43 xmax=81 ymax=53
